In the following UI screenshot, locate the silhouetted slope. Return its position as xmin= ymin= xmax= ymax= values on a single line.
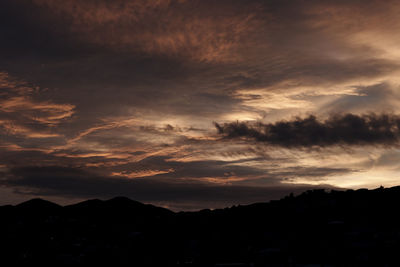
xmin=64 ymin=196 xmax=173 ymax=223
xmin=16 ymin=198 xmax=62 ymax=210
xmin=2 ymin=187 xmax=400 ymax=266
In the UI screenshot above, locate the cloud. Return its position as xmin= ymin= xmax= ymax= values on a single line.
xmin=2 ymin=0 xmax=398 ymax=128
xmin=215 ymin=113 xmax=400 ymax=148
xmin=0 ymin=72 xmax=75 ymax=138
xmin=22 ymin=0 xmax=263 ymax=63
xmin=323 ymin=83 xmax=400 ymax=114
xmin=2 ymin=0 xmax=400 ymax=208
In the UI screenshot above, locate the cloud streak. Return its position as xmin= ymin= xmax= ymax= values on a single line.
xmin=0 ymin=72 xmax=75 ymax=138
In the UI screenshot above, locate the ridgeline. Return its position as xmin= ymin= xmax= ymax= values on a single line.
xmin=2 ymin=186 xmax=400 ymax=266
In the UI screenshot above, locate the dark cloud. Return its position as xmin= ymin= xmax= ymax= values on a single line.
xmin=0 ymin=1 xmax=95 ymax=62
xmin=215 ymin=113 xmax=400 ymax=147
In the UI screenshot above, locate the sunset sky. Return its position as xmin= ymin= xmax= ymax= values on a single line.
xmin=2 ymin=0 xmax=400 ymax=210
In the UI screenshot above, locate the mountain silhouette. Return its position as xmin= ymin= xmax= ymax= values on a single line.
xmin=16 ymin=198 xmax=62 ymax=210
xmin=3 ymin=186 xmax=400 ymax=266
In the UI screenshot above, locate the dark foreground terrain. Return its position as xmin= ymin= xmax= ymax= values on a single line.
xmin=2 ymin=187 xmax=400 ymax=266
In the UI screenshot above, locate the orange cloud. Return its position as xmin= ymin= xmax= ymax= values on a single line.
xmin=111 ymin=168 xmax=175 ymax=179
xmin=0 ymin=96 xmax=75 ymax=124
xmin=0 ymin=72 xmax=75 ymax=138
xmin=0 ymin=143 xmax=53 ymax=153
xmin=0 ymin=119 xmax=60 ymax=138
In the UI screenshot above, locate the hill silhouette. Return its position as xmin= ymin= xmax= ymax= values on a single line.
xmin=2 ymin=187 xmax=400 ymax=265
xmin=16 ymin=198 xmax=62 ymax=210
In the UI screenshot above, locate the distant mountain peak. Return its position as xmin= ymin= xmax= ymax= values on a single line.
xmin=16 ymin=198 xmax=61 ymax=209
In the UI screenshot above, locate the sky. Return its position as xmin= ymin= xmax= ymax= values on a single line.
xmin=1 ymin=0 xmax=400 ymax=210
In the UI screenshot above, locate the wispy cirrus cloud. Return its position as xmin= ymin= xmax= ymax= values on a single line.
xmin=0 ymin=72 xmax=75 ymax=138
xmin=29 ymin=0 xmax=263 ymax=63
